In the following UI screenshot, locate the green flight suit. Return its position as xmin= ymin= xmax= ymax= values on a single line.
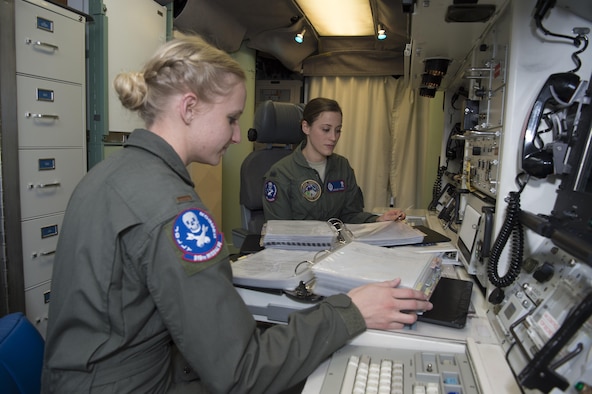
xmin=42 ymin=129 xmax=366 ymax=393
xmin=263 ymin=143 xmax=379 ymax=224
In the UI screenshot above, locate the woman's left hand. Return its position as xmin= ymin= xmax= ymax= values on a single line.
xmin=377 ymin=209 xmax=406 ymax=222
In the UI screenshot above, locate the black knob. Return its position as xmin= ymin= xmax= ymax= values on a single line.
xmin=488 ymin=287 xmax=505 ymax=305
xmin=533 ymin=262 xmax=554 ymax=283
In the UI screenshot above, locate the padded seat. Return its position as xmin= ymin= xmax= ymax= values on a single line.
xmin=0 ymin=313 xmax=45 ymax=394
xmin=233 ymin=100 xmax=305 ymax=248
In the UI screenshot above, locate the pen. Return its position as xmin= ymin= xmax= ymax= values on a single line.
xmin=398 ymin=205 xmax=413 ymax=221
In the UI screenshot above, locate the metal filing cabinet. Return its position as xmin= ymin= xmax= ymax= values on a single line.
xmin=15 ymin=0 xmax=87 ymax=337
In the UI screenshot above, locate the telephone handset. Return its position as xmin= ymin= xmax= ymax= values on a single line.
xmin=521 ymin=72 xmax=581 ymax=178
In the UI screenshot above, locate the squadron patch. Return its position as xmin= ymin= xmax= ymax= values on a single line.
xmin=327 ymin=180 xmax=346 ymax=192
xmin=300 ymin=179 xmax=322 ymax=201
xmin=264 ymin=180 xmax=278 ymax=202
xmin=172 ymin=208 xmax=223 ymax=263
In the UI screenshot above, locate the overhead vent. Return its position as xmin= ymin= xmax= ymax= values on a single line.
xmin=445 ymin=4 xmax=496 ymax=23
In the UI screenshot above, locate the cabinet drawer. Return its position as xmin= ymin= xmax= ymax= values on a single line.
xmin=17 ymin=75 xmax=85 ymax=148
xmin=21 ymin=213 xmax=63 ymax=288
xmin=19 ymin=148 xmax=85 ymax=219
xmin=15 ymin=0 xmax=85 ymax=83
xmin=25 ymin=280 xmax=52 ymax=339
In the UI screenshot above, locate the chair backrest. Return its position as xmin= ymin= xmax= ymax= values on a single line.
xmin=240 ymin=100 xmax=305 ymax=234
xmin=0 ymin=313 xmax=45 ymax=394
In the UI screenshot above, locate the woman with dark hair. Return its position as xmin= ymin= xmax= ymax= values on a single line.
xmin=263 ymin=97 xmax=406 ymax=223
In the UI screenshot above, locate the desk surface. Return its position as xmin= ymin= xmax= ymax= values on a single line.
xmin=233 ymin=211 xmax=521 ymax=394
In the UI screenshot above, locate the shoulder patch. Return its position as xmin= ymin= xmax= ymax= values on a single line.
xmin=264 ymin=180 xmax=278 ymax=202
xmin=172 ymin=208 xmax=223 ymax=264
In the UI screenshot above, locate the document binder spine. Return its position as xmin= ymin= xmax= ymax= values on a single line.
xmin=415 ymin=255 xmax=443 ymax=299
xmin=263 ymin=241 xmax=334 ymax=250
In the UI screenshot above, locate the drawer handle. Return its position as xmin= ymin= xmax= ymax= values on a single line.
xmin=32 ymin=250 xmax=56 ymax=258
xmin=25 ymin=38 xmax=59 ymax=51
xmin=29 ymin=181 xmax=61 ymax=189
xmin=25 ymin=112 xmax=59 ymax=120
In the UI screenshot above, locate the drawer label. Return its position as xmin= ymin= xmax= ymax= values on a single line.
xmin=38 ymin=158 xmax=56 ymax=170
xmin=36 ymin=16 xmax=54 ymax=32
xmin=37 ymin=88 xmax=55 ymax=102
xmin=40 ymin=224 xmax=59 ymax=239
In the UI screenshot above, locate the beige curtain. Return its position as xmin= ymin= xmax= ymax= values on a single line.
xmin=390 ymin=81 xmax=433 ymax=211
xmin=307 ymin=76 xmax=433 ymax=213
xmin=307 ymin=76 xmax=396 ymax=212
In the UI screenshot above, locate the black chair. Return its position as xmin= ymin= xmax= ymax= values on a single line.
xmin=232 ymin=100 xmax=305 ymax=249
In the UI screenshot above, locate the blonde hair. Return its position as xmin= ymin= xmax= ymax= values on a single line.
xmin=113 ymin=35 xmax=246 ymax=126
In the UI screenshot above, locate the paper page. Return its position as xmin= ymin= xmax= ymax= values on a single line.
xmin=346 ymin=221 xmax=426 ymax=246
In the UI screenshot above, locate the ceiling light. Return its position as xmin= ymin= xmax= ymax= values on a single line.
xmin=294 ymin=28 xmax=306 ymax=44
xmin=295 ymin=0 xmax=374 ymax=36
xmin=377 ymin=24 xmax=387 ymax=40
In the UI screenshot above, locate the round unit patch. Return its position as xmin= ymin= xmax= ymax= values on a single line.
xmin=264 ymin=180 xmax=278 ymax=202
xmin=300 ymin=179 xmax=322 ymax=202
xmin=173 ymin=208 xmax=223 ymax=262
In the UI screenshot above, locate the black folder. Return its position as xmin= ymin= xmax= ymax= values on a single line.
xmin=413 ymin=225 xmax=451 ymax=245
xmin=418 ymin=277 xmax=473 ymax=329
xmin=239 ymin=233 xmax=264 ymax=254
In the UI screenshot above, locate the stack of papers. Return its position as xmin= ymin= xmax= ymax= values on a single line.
xmin=262 ymin=220 xmax=427 ymax=251
xmin=262 ymin=220 xmax=336 ymax=250
xmin=311 ymin=241 xmax=442 ymax=298
xmin=347 ymin=221 xmax=426 ymax=246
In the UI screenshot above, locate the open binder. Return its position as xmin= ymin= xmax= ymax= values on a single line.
xmin=231 ymin=241 xmax=442 ymax=302
xmin=262 ymin=219 xmax=426 ymax=251
xmin=310 ymin=241 xmax=442 ymax=298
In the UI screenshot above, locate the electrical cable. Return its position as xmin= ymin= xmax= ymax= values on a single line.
xmin=533 ymin=0 xmax=589 ymax=73
xmin=570 ymin=35 xmax=588 ymax=73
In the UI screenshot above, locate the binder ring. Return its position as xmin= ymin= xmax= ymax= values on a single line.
xmin=327 ymin=218 xmax=354 ymax=244
xmin=294 ymin=260 xmax=313 ymax=275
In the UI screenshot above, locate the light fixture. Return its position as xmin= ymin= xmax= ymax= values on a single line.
xmin=377 ymin=24 xmax=387 ymax=40
xmin=294 ymin=28 xmax=306 ymax=44
xmin=424 ymin=58 xmax=451 ymax=76
xmin=295 ymin=0 xmax=374 ymax=36
xmin=421 ymin=73 xmax=442 ymax=88
xmin=419 ymin=87 xmax=437 ymax=98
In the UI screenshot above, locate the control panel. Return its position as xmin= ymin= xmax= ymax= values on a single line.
xmin=487 ymin=239 xmax=592 ymax=393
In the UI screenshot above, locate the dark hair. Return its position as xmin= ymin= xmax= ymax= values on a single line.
xmin=302 ymin=97 xmax=342 ymax=125
xmin=113 ymin=35 xmax=246 ymax=127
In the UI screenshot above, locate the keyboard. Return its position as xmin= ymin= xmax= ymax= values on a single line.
xmin=320 ymin=345 xmax=479 ymax=394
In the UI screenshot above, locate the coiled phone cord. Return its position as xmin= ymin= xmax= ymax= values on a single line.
xmin=428 ymin=164 xmax=447 ymax=211
xmin=487 ymin=173 xmax=528 ymax=289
